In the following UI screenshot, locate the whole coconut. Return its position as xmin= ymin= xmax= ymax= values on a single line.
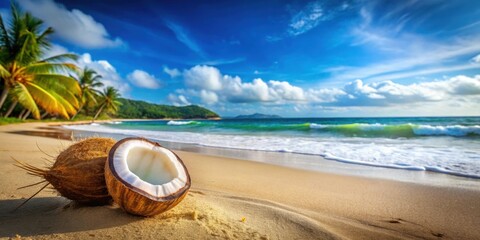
xmin=16 ymin=137 xmax=116 ymax=205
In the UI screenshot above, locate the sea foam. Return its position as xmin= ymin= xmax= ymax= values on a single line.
xmin=63 ymin=123 xmax=480 ymax=179
xmin=310 ymin=123 xmax=480 ymax=137
xmin=167 ymin=120 xmax=197 ymax=125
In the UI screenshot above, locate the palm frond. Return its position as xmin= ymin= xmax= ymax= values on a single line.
xmin=33 ymin=73 xmax=81 ymax=94
xmin=23 ymin=62 xmax=78 ymax=75
xmin=11 ymin=83 xmax=40 ymax=119
xmin=34 ymin=78 xmax=80 ymax=109
xmin=48 ymin=90 xmax=76 ymax=116
xmin=36 ymin=27 xmax=54 ymax=50
xmin=40 ymin=53 xmax=78 ymax=63
xmin=0 ymin=64 xmax=10 ymax=78
xmin=0 ymin=16 xmax=11 ymax=50
xmin=87 ymin=89 xmax=101 ymax=100
xmin=24 ymin=82 xmax=69 ymax=119
xmin=16 ymin=30 xmax=37 ymax=64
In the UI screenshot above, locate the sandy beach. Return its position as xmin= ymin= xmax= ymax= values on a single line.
xmin=0 ymin=122 xmax=479 ymax=239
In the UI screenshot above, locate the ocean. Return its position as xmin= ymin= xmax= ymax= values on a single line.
xmin=64 ymin=117 xmax=480 ymax=179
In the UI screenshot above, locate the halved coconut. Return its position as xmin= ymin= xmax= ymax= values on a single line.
xmin=105 ymin=137 xmax=191 ymax=216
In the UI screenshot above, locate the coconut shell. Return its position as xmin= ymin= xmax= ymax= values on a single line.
xmin=105 ymin=138 xmax=191 ymax=216
xmin=45 ymin=137 xmax=116 ymax=205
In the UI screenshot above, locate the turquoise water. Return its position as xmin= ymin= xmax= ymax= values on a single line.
xmin=65 ymin=117 xmax=480 ymax=178
xmin=113 ymin=117 xmax=480 ymax=138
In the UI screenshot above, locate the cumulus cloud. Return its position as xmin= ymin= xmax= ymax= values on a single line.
xmin=127 ymin=70 xmax=161 ymax=89
xmin=320 ymin=75 xmax=480 ymax=107
xmin=77 ymin=53 xmax=130 ymax=94
xmin=175 ymin=65 xmax=308 ymax=104
xmin=42 ymin=45 xmax=131 ymax=95
xmin=269 ymin=80 xmax=305 ymax=101
xmin=184 ymin=65 xmax=222 ymax=91
xmin=171 ymin=65 xmax=480 ymax=109
xmin=199 ymin=90 xmax=218 ymax=105
xmin=225 ymin=78 xmax=271 ymax=103
xmin=18 ymin=0 xmax=123 ymax=48
xmin=167 ymin=94 xmax=191 ymax=106
xmin=163 ymin=66 xmax=181 ymax=78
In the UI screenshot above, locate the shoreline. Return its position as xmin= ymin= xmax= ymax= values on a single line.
xmin=64 ymin=120 xmax=480 ymax=189
xmin=1 ymin=122 xmax=480 ymax=239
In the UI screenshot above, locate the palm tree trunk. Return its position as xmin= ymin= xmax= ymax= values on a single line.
xmin=18 ymin=109 xmax=26 ymax=119
xmin=71 ymin=103 xmax=84 ymax=120
xmin=0 ymin=86 xmax=9 ymax=111
xmin=22 ymin=110 xmax=31 ymax=120
xmin=41 ymin=111 xmax=49 ymax=119
xmin=93 ymin=104 xmax=105 ymax=122
xmin=4 ymin=100 xmax=18 ymax=118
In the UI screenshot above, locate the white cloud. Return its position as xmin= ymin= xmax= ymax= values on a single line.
xmin=225 ymin=78 xmax=271 ymax=103
xmin=177 ymin=66 xmax=307 ymax=104
xmin=77 ymin=53 xmax=130 ymax=94
xmin=165 ymin=21 xmax=203 ymax=57
xmin=163 ymin=66 xmax=181 ymax=78
xmin=328 ymin=36 xmax=480 ymax=83
xmin=184 ymin=65 xmax=222 ymax=91
xmin=320 ymin=75 xmax=480 ymax=107
xmin=42 ymin=45 xmax=131 ymax=95
xmin=172 ymin=65 xmax=480 ymax=111
xmin=446 ymin=75 xmax=480 ymax=95
xmin=18 ymin=0 xmax=123 ymax=48
xmin=42 ymin=43 xmax=69 ymax=59
xmin=269 ymin=80 xmax=305 ymax=101
xmin=127 ymin=70 xmax=161 ymax=89
xmin=306 ymin=88 xmax=345 ymax=103
xmin=366 ymin=64 xmax=480 ymax=83
xmin=199 ymin=90 xmax=218 ymax=104
xmin=335 ymin=7 xmax=480 ymax=83
xmin=288 ymin=1 xmax=324 ymax=36
xmin=472 ymin=54 xmax=480 ymax=63
xmin=168 ymin=94 xmax=191 ymax=106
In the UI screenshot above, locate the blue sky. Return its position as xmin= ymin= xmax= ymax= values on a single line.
xmin=2 ymin=0 xmax=480 ymax=117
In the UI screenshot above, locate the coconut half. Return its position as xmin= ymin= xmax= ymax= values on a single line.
xmin=105 ymin=137 xmax=191 ymax=216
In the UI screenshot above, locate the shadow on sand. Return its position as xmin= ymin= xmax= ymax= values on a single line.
xmin=8 ymin=128 xmax=73 ymax=140
xmin=0 ymin=197 xmax=139 ymax=238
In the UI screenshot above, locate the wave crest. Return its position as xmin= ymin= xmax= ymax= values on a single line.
xmin=167 ymin=120 xmax=199 ymax=126
xmin=309 ymin=123 xmax=480 ymax=137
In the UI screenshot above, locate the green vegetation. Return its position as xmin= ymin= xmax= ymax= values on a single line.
xmin=0 ymin=3 xmax=79 ymax=119
xmin=0 ymin=3 xmax=219 ymax=124
xmin=116 ymin=98 xmax=219 ymax=119
xmin=94 ymin=87 xmax=121 ymax=120
xmin=0 ymin=117 xmax=24 ymax=125
xmin=71 ymin=67 xmax=103 ymax=119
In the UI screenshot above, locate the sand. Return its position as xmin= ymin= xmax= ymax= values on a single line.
xmin=0 ymin=122 xmax=479 ymax=239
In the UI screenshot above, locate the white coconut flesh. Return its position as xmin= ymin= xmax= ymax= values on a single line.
xmin=112 ymin=140 xmax=188 ymax=198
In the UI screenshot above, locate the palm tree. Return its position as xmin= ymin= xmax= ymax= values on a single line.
xmin=0 ymin=3 xmax=80 ymax=119
xmin=72 ymin=67 xmax=103 ymax=119
xmin=93 ymin=86 xmax=121 ymax=121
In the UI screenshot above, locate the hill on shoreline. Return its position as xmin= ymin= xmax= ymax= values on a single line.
xmin=116 ymin=98 xmax=219 ymax=119
xmin=234 ymin=113 xmax=282 ymax=119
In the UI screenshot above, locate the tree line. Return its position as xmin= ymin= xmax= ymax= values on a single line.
xmin=117 ymin=98 xmax=219 ymax=119
xmin=0 ymin=3 xmax=121 ymax=121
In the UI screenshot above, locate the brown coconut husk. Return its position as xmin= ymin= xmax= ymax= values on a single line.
xmin=15 ymin=137 xmax=117 ymax=208
xmin=105 ymin=138 xmax=191 ymax=217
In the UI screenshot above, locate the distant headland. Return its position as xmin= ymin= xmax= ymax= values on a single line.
xmin=234 ymin=113 xmax=282 ymax=119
